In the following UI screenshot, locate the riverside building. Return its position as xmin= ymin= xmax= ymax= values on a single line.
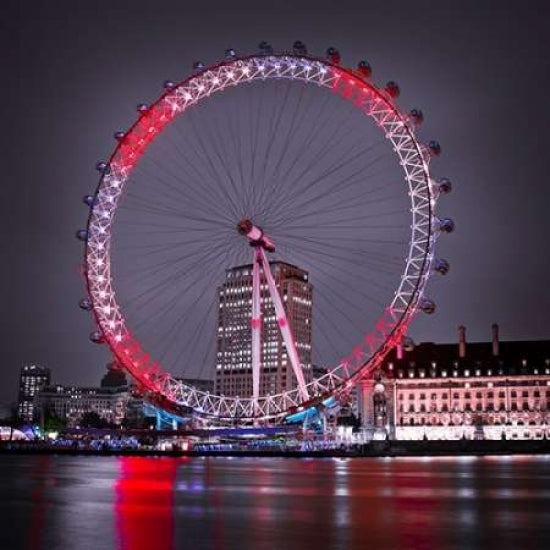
xmin=358 ymin=325 xmax=550 ymax=440
xmin=37 ymin=385 xmax=129 ymax=427
xmin=17 ymin=364 xmax=51 ymax=422
xmin=215 ymin=262 xmax=313 ymax=398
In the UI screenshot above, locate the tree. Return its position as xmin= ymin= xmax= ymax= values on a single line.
xmin=79 ymin=411 xmax=110 ymax=429
xmin=43 ymin=409 xmax=67 ymax=432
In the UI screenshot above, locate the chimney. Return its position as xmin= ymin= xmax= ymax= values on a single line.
xmin=492 ymin=323 xmax=499 ymax=357
xmin=458 ymin=325 xmax=466 ymax=359
xmin=397 ymin=342 xmax=404 ymax=360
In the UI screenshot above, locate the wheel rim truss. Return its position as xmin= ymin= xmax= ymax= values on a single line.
xmin=84 ymin=54 xmax=438 ymax=421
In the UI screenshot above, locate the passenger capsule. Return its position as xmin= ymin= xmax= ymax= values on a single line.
xmin=293 ymin=40 xmax=307 ymax=56
xmin=326 ymin=47 xmax=341 ymax=64
xmin=76 ymin=229 xmax=88 ymax=241
xmin=419 ymin=298 xmax=436 ymax=314
xmin=385 ymin=81 xmax=400 ymax=98
xmin=192 ymin=61 xmax=205 ymax=72
xmin=163 ymin=80 xmax=175 ymax=90
xmin=437 ymin=217 xmax=455 ymax=233
xmin=137 ymin=103 xmax=148 ymax=113
xmin=258 ymin=41 xmax=273 ymax=55
xmin=409 ymin=108 xmax=424 ymax=125
xmin=357 ymin=60 xmax=372 ymax=78
xmin=114 ymin=131 xmax=125 ymax=141
xmin=436 ymin=177 xmax=452 ymax=194
xmin=225 ymin=48 xmax=236 ymax=59
xmin=433 ymin=258 xmax=450 ymax=275
xmin=96 ymin=161 xmax=110 ymax=174
xmin=79 ymin=298 xmax=93 ymax=311
xmin=428 ymin=140 xmax=441 ymax=156
xmin=82 ymin=195 xmax=95 ymax=207
xmin=90 ymin=331 xmax=105 ymax=344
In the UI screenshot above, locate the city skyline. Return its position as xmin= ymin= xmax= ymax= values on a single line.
xmin=1 ymin=1 xmax=550 ymax=403
xmin=2 ymin=5 xmax=550 ymax=550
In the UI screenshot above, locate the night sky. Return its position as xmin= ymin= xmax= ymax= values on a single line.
xmin=1 ymin=0 xmax=549 ymax=403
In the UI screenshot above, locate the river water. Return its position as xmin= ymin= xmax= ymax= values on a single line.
xmin=1 ymin=454 xmax=550 ymax=550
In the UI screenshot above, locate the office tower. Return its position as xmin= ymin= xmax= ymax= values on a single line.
xmin=215 ymin=262 xmax=313 ymax=398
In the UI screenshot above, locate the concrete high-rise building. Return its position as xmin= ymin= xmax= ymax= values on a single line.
xmin=215 ymin=261 xmax=313 ymax=398
xmin=17 ymin=364 xmax=51 ymax=422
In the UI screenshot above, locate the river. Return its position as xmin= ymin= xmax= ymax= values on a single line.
xmin=1 ymin=454 xmax=550 ymax=549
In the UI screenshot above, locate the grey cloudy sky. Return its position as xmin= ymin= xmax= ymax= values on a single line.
xmin=1 ymin=0 xmax=549 ymax=403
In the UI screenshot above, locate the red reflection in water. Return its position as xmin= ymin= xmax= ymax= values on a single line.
xmin=391 ymin=462 xmax=442 ymax=550
xmin=29 ymin=455 xmax=52 ymax=550
xmin=115 ymin=457 xmax=179 ymax=550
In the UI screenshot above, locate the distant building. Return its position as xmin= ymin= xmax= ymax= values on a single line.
xmin=101 ymin=363 xmax=128 ymax=389
xmin=312 ymin=364 xmax=328 ymax=380
xmin=17 ymin=364 xmax=50 ymax=422
xmin=215 ymin=261 xmax=313 ymax=398
xmin=358 ymin=325 xmax=550 ymax=440
xmin=37 ymin=385 xmax=129 ymax=427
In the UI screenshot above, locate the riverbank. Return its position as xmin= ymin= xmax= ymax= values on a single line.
xmin=3 ymin=439 xmax=550 ymax=458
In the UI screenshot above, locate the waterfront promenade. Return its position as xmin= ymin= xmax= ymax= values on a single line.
xmin=3 ymin=439 xmax=550 ymax=458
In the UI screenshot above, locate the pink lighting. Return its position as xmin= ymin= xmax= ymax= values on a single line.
xmin=81 ymin=52 xmax=442 ymax=421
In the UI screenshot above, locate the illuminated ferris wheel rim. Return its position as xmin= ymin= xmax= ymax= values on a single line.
xmin=81 ymin=49 xmax=450 ymax=420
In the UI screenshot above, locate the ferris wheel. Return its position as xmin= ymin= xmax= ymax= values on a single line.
xmin=77 ymin=42 xmax=453 ymax=422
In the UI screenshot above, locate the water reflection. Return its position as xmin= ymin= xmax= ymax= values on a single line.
xmin=115 ymin=457 xmax=179 ymax=550
xmin=28 ymin=456 xmax=51 ymax=550
xmin=1 ymin=455 xmax=550 ymax=550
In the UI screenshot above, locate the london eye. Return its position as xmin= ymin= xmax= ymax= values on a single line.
xmin=77 ymin=42 xmax=453 ymax=422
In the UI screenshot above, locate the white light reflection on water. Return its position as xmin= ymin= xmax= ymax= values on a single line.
xmin=1 ymin=455 xmax=550 ymax=550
